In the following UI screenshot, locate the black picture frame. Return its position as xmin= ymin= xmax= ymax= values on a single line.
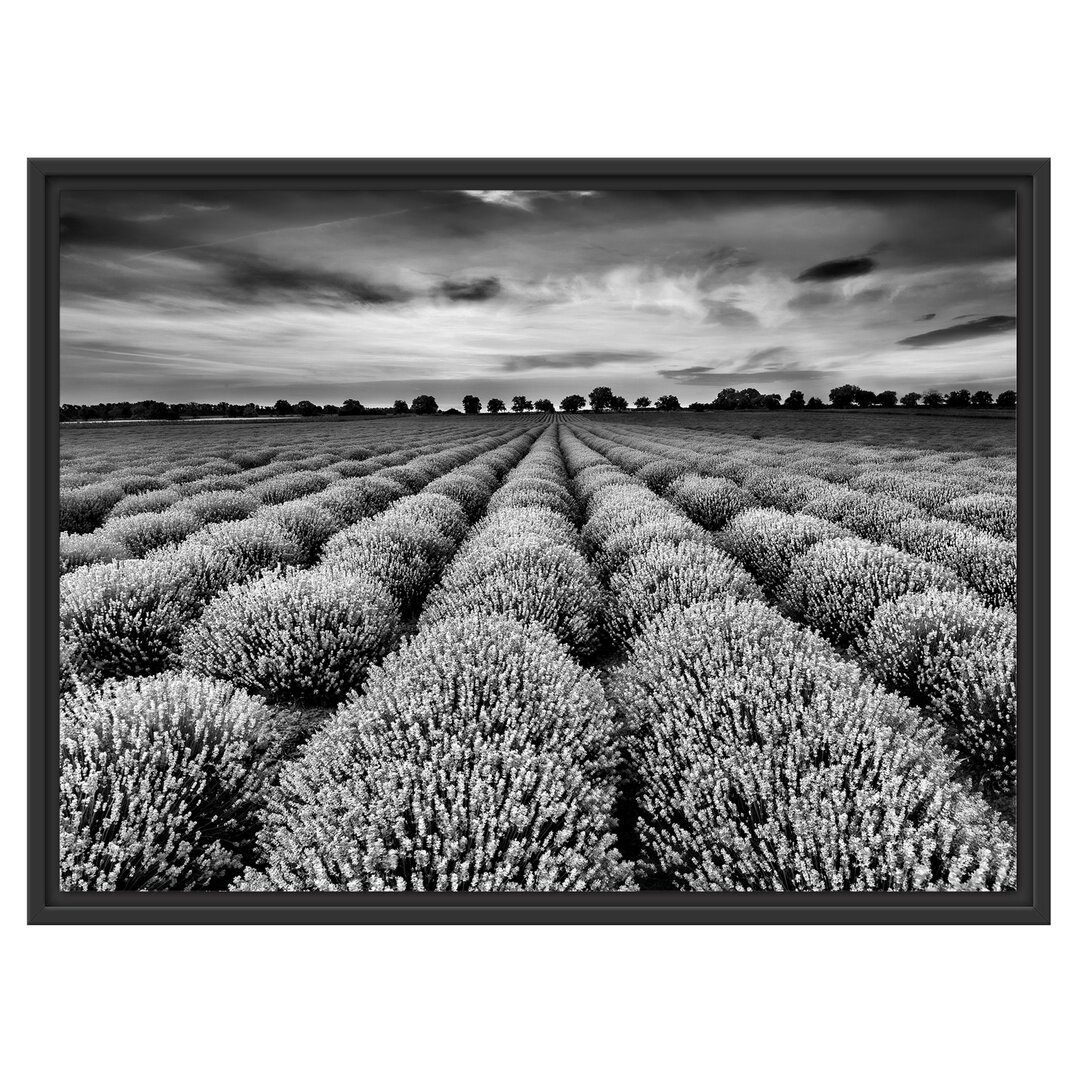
xmin=28 ymin=158 xmax=1050 ymax=924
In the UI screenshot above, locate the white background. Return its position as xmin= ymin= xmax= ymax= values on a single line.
xmin=1 ymin=3 xmax=1071 ymax=1076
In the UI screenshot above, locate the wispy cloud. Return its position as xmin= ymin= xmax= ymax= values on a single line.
xmin=457 ymin=190 xmax=599 ymax=212
xmin=503 ymin=349 xmax=657 ymax=372
xmin=659 ymin=366 xmax=830 ymax=386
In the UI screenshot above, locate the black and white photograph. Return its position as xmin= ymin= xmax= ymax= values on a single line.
xmin=53 ymin=181 xmax=1022 ymax=895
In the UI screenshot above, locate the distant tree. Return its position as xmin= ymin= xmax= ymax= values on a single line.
xmin=971 ymin=390 xmax=995 ymax=408
xmin=296 ymin=399 xmax=319 ymax=416
xmin=854 ymin=388 xmax=878 ymax=408
xmin=876 ymin=390 xmax=898 ymax=408
xmin=411 ymin=394 xmax=439 ymax=414
xmin=392 ymin=399 xmax=410 ymax=414
xmin=511 ymin=395 xmax=533 ymax=413
xmin=923 ymin=391 xmax=945 ymax=408
xmin=997 ymin=389 xmax=1017 ymax=408
xmin=462 ymin=394 xmax=482 ymax=415
xmin=560 ymin=394 xmax=586 ymax=413
xmin=714 ymin=388 xmax=738 ymax=410
xmin=900 ymin=392 xmax=921 ymax=408
xmin=634 ymin=396 xmax=652 ymax=409
xmin=487 ymin=397 xmax=507 ymax=414
xmin=534 ymin=398 xmax=556 ymax=413
xmin=610 ymin=395 xmax=629 ymax=412
xmin=946 ymin=388 xmax=972 ymax=408
xmin=273 ymin=399 xmax=294 ymax=415
xmin=131 ymin=399 xmax=170 ymax=421
xmin=829 ymin=384 xmax=861 ymax=409
xmin=242 ymin=403 xmax=259 ymax=418
xmin=588 ymin=386 xmax=615 ymax=412
xmin=322 ymin=404 xmax=340 ymax=414
xmin=443 ymin=407 xmax=462 ymax=414
xmin=735 ymin=388 xmax=762 ymax=410
xmin=784 ymin=390 xmax=805 ymax=409
xmin=341 ymin=398 xmax=364 ymax=415
xmin=763 ymin=394 xmax=783 ymax=410
xmin=689 ymin=402 xmax=707 ymax=412
xmin=805 ymin=396 xmax=825 ymax=410
xmin=655 ymin=394 xmax=682 ymax=411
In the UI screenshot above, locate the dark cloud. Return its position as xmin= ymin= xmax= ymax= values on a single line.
xmin=61 ymin=212 xmax=151 ymax=248
xmin=796 ymin=255 xmax=877 ymax=282
xmin=917 ymin=313 xmax=936 ymax=321
xmin=503 ymin=349 xmax=658 ymax=372
xmin=206 ymin=249 xmax=405 ymax=307
xmin=897 ymin=315 xmax=1016 ymax=348
xmin=659 ymin=366 xmax=829 ymax=385
xmin=705 ymin=300 xmax=759 ymax=327
xmin=438 ymin=276 xmax=502 ymax=302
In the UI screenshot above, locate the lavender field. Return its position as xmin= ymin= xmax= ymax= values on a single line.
xmin=58 ymin=411 xmax=1017 ymax=892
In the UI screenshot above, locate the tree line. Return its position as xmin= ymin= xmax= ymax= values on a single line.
xmin=60 ymin=384 xmax=1017 ymax=422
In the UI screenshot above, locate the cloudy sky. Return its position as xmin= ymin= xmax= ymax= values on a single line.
xmin=59 ymin=188 xmax=1016 ymax=406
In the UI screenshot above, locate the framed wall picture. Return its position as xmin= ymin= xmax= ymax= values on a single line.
xmin=28 ymin=158 xmax=1049 ymax=923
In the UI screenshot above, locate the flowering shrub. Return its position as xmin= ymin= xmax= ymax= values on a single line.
xmin=424 ymin=472 xmax=493 ymax=520
xmin=254 ymin=500 xmax=340 ymax=562
xmin=855 ymin=589 xmax=1017 ymax=798
xmin=319 ymin=502 xmax=459 ymax=609
xmin=606 ymin=540 xmax=762 ymax=644
xmin=779 ymin=537 xmax=963 ymax=648
xmin=884 ymin=518 xmax=1016 ymax=608
xmin=61 ymin=558 xmax=205 ymax=680
xmin=796 ymin=457 xmax=857 ymax=483
xmin=110 ymin=471 xmax=168 ymax=495
xmin=471 ymin=506 xmax=586 ymax=556
xmin=161 ymin=462 xmax=230 ymax=485
xmin=718 ymin=509 xmax=847 ymax=595
xmin=249 ymin=470 xmax=334 ymax=505
xmin=61 ymin=672 xmax=272 ymax=890
xmin=591 ymin=518 xmax=705 ymax=579
xmin=487 ymin=479 xmax=579 ymax=521
xmin=800 ymin=488 xmax=912 ymax=544
xmin=180 ymin=474 xmax=248 ymax=495
xmin=636 ymin=458 xmax=688 ymax=493
xmin=667 ymin=473 xmax=758 ymax=530
xmin=394 ymin=492 xmax=470 ymax=544
xmin=237 ymin=614 xmax=632 ymax=891
xmin=59 ymin=530 xmax=128 ymax=574
xmin=421 ymin=540 xmax=603 ymax=658
xmin=457 ymin=460 xmax=501 ymax=492
xmin=329 ymin=459 xmax=373 ymax=479
xmin=940 ymin=493 xmax=1017 ymax=542
xmin=572 ymin=464 xmax=641 ymax=509
xmin=741 ymin=468 xmax=830 ymax=512
xmin=181 ymin=567 xmax=400 ymax=706
xmin=99 ymin=508 xmax=202 ymax=558
xmin=59 ymin=482 xmax=127 ymax=534
xmin=107 ymin=487 xmax=184 ymax=519
xmin=170 ymin=489 xmax=259 ymax=526
xmin=611 ymin=598 xmax=1015 ymax=890
xmin=850 ymin=470 xmax=965 ymax=511
xmin=312 ymin=476 xmax=410 ymax=527
xmin=161 ymin=517 xmax=308 ymax=601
